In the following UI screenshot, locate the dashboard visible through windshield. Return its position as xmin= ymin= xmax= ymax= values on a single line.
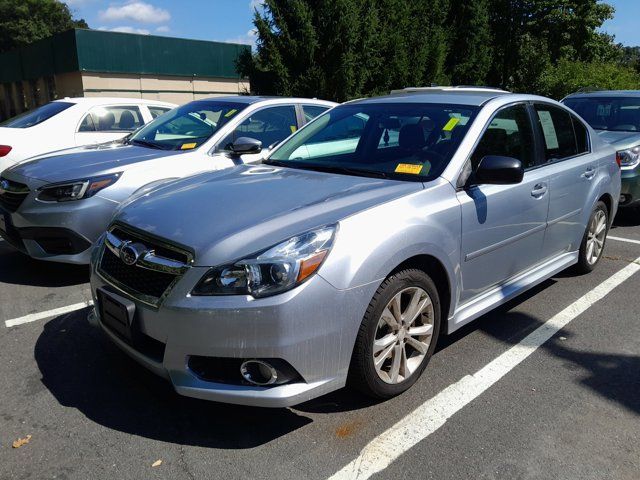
xmin=266 ymin=103 xmax=478 ymax=181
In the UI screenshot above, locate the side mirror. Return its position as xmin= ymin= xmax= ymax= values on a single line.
xmin=474 ymin=155 xmax=524 ymax=185
xmin=229 ymin=137 xmax=262 ymax=155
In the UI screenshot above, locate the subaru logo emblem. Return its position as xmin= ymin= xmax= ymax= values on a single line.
xmin=0 ymin=180 xmax=9 ymax=192
xmin=119 ymin=241 xmax=147 ymax=266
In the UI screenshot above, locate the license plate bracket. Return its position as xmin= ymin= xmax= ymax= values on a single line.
xmin=97 ymin=288 xmax=136 ymax=343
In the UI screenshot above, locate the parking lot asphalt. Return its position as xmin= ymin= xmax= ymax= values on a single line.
xmin=1 ymin=209 xmax=639 ymax=480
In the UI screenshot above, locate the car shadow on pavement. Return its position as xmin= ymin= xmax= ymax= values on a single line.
xmin=464 ymin=281 xmax=640 ymax=416
xmin=0 ymin=246 xmax=89 ymax=287
xmin=612 ymin=207 xmax=639 ymax=228
xmin=34 ymin=310 xmax=312 ymax=449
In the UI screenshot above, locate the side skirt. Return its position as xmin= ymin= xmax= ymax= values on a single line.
xmin=447 ymin=251 xmax=578 ymax=334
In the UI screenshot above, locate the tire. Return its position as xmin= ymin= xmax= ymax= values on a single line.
xmin=575 ymin=201 xmax=609 ymax=274
xmin=348 ymin=269 xmax=441 ymax=399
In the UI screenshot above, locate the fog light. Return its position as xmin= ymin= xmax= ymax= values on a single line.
xmin=240 ymin=360 xmax=278 ymax=386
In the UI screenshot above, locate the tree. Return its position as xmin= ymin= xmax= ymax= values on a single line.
xmin=0 ymin=0 xmax=88 ymax=53
xmin=487 ymin=0 xmax=618 ymax=92
xmin=539 ymin=59 xmax=640 ymax=99
xmin=446 ymin=0 xmax=492 ymax=85
xmin=238 ymin=0 xmax=450 ymax=101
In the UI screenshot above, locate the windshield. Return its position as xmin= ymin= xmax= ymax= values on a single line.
xmin=266 ymin=103 xmax=478 ymax=181
xmin=129 ymin=101 xmax=247 ymax=150
xmin=563 ymin=96 xmax=640 ymax=133
xmin=0 ymin=102 xmax=74 ymax=128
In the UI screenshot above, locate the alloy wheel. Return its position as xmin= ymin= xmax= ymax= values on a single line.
xmin=586 ymin=209 xmax=607 ymax=265
xmin=372 ymin=287 xmax=435 ymax=384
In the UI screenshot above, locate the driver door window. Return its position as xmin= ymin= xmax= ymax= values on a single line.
xmin=220 ymin=105 xmax=298 ymax=151
xmin=470 ymin=104 xmax=536 ymax=171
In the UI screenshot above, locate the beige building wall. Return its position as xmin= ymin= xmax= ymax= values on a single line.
xmin=55 ymin=72 xmax=85 ymax=99
xmin=79 ymin=72 xmax=250 ymax=106
xmin=0 ymin=71 xmax=250 ymax=119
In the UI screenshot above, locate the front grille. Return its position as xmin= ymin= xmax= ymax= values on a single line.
xmin=0 ymin=177 xmax=29 ymax=213
xmin=98 ymin=226 xmax=191 ymax=304
xmin=100 ymin=248 xmax=177 ymax=298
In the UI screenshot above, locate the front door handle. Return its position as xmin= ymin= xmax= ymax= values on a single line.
xmin=582 ymin=167 xmax=596 ymax=179
xmin=531 ymin=183 xmax=548 ymax=198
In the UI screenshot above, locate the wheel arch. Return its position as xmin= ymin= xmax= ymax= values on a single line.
xmin=388 ymin=254 xmax=453 ymax=332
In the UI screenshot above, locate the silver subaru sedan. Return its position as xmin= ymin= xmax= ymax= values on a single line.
xmin=0 ymin=96 xmax=335 ymax=264
xmin=88 ymin=88 xmax=620 ymax=407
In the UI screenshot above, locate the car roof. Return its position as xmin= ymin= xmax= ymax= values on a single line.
xmin=53 ymin=97 xmax=176 ymax=106
xmin=564 ymin=90 xmax=640 ymax=99
xmin=193 ymin=95 xmax=337 ymax=106
xmin=348 ymin=88 xmax=512 ymax=107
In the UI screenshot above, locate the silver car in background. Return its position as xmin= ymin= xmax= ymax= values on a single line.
xmin=0 ymin=96 xmax=335 ymax=264
xmin=89 ymin=88 xmax=620 ymax=407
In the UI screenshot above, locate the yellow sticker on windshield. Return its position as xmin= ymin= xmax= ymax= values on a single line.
xmin=442 ymin=117 xmax=460 ymax=131
xmin=181 ymin=142 xmax=197 ymax=150
xmin=395 ymin=163 xmax=423 ymax=175
xmin=290 ymin=125 xmax=297 ymax=133
xmin=224 ymin=109 xmax=238 ymax=118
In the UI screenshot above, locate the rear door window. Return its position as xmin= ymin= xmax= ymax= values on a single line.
xmin=148 ymin=106 xmax=172 ymax=119
xmin=533 ymin=104 xmax=579 ymax=162
xmin=302 ymin=105 xmax=330 ymax=124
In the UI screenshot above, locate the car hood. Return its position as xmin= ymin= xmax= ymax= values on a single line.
xmin=116 ymin=164 xmax=423 ymax=266
xmin=597 ymin=130 xmax=640 ymax=149
xmin=5 ymin=143 xmax=184 ymax=183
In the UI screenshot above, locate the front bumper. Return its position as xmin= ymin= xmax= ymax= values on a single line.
xmin=620 ymin=166 xmax=640 ymax=207
xmin=2 ymin=193 xmax=118 ymax=264
xmin=89 ymin=264 xmax=378 ymax=408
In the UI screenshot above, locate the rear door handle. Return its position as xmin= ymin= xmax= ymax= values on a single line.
xmin=531 ymin=183 xmax=548 ymax=198
xmin=582 ymin=167 xmax=596 ymax=179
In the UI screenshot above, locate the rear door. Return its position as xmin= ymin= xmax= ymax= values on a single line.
xmin=457 ymin=103 xmax=550 ymax=304
xmin=531 ymin=103 xmax=597 ymax=259
xmin=75 ymin=105 xmax=145 ymax=146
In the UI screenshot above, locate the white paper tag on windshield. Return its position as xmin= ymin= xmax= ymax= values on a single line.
xmin=537 ymin=110 xmax=559 ymax=150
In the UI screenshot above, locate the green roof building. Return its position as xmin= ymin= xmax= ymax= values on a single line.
xmin=0 ymin=29 xmax=251 ymax=119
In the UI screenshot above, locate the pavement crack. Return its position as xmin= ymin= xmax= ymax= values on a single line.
xmin=179 ymin=444 xmax=196 ymax=480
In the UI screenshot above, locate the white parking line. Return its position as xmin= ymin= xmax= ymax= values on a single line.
xmin=328 ymin=256 xmax=640 ymax=480
xmin=4 ymin=301 xmax=93 ymax=328
xmin=608 ymin=235 xmax=640 ymax=245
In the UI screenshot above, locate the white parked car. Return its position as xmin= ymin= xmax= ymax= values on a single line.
xmin=0 ymin=97 xmax=176 ymax=172
xmin=0 ymin=96 xmax=336 ymax=264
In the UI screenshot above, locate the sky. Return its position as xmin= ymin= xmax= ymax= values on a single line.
xmin=65 ymin=0 xmax=639 ymax=47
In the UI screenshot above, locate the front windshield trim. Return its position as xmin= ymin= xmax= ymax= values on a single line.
xmin=267 ymin=102 xmax=479 ymax=182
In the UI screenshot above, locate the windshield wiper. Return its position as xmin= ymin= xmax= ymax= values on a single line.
xmin=262 ymin=159 xmax=290 ymax=167
xmin=268 ymin=161 xmax=390 ymax=179
xmin=130 ymin=139 xmax=172 ymax=150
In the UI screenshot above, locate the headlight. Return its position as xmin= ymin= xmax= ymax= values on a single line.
xmin=192 ymin=225 xmax=337 ymax=298
xmin=37 ymin=173 xmax=122 ymax=202
xmin=616 ymin=145 xmax=640 ymax=168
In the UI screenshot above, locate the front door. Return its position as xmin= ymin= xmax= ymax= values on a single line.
xmin=457 ymin=103 xmax=549 ymax=304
